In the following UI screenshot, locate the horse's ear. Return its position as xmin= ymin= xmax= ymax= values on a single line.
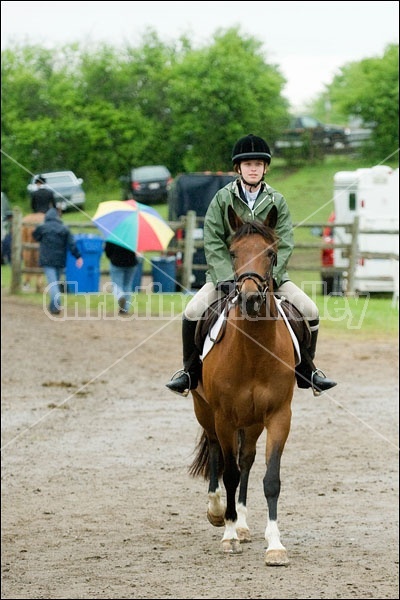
xmin=264 ymin=205 xmax=278 ymax=230
xmin=228 ymin=205 xmax=244 ymax=232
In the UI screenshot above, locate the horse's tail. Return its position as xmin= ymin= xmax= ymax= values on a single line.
xmin=188 ymin=429 xmax=209 ymax=479
xmin=188 ymin=429 xmax=224 ymax=480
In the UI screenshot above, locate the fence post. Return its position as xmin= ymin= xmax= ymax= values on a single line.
xmin=182 ymin=210 xmax=196 ymax=291
xmin=346 ymin=216 xmax=359 ymax=296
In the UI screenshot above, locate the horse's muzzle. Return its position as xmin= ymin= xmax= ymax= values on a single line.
xmin=238 ymin=291 xmax=265 ymax=318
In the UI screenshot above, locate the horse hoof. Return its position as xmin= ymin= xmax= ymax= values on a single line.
xmin=265 ymin=549 xmax=289 ymax=566
xmin=207 ymin=509 xmax=225 ymax=527
xmin=236 ymin=527 xmax=251 ymax=542
xmin=221 ymin=539 xmax=242 ymax=554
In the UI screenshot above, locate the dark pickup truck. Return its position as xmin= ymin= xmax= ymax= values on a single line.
xmin=274 ymin=115 xmax=349 ymax=156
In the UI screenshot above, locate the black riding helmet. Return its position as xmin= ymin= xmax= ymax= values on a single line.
xmin=231 ymin=134 xmax=271 ymax=165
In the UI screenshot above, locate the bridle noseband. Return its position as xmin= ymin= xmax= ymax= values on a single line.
xmin=235 ymin=271 xmax=270 ymax=295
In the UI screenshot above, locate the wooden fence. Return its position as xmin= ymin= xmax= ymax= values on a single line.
xmin=8 ymin=207 xmax=399 ymax=296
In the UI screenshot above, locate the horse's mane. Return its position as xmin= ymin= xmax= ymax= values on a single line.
xmin=231 ymin=220 xmax=277 ymax=246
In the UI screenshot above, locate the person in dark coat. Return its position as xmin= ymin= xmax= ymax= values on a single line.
xmin=31 ymin=175 xmax=56 ymax=214
xmin=33 ymin=207 xmax=83 ymax=315
xmin=105 ymin=241 xmax=138 ymax=315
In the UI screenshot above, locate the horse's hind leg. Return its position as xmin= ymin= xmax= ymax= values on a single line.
xmin=206 ymin=436 xmax=225 ymax=527
xmin=191 ymin=393 xmax=226 ymax=528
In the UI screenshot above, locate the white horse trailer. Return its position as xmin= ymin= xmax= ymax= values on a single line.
xmin=333 ymin=165 xmax=399 ymax=294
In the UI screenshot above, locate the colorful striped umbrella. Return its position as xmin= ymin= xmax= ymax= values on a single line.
xmin=92 ymin=199 xmax=174 ymax=253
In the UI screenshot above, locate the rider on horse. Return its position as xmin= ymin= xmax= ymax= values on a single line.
xmin=166 ymin=133 xmax=337 ymax=397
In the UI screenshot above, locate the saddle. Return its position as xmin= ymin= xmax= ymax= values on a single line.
xmin=195 ymin=293 xmax=311 ymax=353
xmin=275 ymin=294 xmax=312 ymax=349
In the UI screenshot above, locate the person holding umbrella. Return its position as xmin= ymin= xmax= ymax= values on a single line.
xmin=92 ymin=198 xmax=175 ymax=314
xmin=104 ymin=241 xmax=138 ymax=315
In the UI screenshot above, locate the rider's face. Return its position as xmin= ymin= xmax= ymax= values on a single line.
xmin=239 ymin=160 xmax=267 ymax=184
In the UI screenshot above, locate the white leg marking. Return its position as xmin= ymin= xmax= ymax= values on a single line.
xmin=208 ymin=487 xmax=225 ymax=517
xmin=236 ymin=502 xmax=251 ymax=542
xmin=265 ymin=520 xmax=286 ymax=552
xmin=236 ymin=503 xmax=248 ymax=530
xmin=222 ymin=520 xmax=239 ymax=542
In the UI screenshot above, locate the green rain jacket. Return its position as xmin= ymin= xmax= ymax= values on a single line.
xmin=203 ymin=179 xmax=294 ymax=287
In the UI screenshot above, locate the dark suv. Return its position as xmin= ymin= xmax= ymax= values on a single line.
xmin=121 ymin=165 xmax=173 ymax=204
xmin=274 ymin=115 xmax=349 ymax=155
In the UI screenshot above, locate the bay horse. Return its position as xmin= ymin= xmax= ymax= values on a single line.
xmin=190 ymin=205 xmax=296 ymax=566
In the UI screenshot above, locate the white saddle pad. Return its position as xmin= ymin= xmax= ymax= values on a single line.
xmin=200 ymin=296 xmax=301 ymax=365
xmin=275 ymin=297 xmax=301 ymax=365
xmin=200 ymin=311 xmax=226 ymax=361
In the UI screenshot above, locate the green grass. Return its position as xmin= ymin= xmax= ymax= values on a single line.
xmin=1 ymin=264 xmax=397 ymax=340
xmin=315 ymin=293 xmax=398 ymax=339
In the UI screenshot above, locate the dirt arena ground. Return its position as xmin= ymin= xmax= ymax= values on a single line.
xmin=1 ymin=291 xmax=398 ymax=599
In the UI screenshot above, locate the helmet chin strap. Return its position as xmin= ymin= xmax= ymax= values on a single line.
xmin=240 ymin=175 xmax=264 ymax=190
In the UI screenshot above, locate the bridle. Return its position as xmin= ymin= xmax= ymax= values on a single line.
xmin=233 ymin=250 xmax=277 ymax=312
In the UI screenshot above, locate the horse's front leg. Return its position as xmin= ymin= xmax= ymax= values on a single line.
xmin=236 ymin=425 xmax=263 ymax=542
xmin=263 ymin=439 xmax=290 ymax=566
xmin=220 ymin=451 xmax=242 ymax=554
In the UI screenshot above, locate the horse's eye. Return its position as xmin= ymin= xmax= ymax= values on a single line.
xmin=229 ymin=251 xmax=236 ymax=261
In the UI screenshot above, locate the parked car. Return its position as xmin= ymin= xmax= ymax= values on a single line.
xmin=121 ymin=165 xmax=173 ymax=204
xmin=168 ymin=171 xmax=237 ymax=289
xmin=27 ymin=171 xmax=86 ymax=211
xmin=274 ymin=115 xmax=349 ymax=155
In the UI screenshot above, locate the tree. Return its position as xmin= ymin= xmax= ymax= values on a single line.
xmin=314 ymin=44 xmax=399 ymax=162
xmin=1 ymin=31 xmax=290 ymax=206
xmin=166 ymin=27 xmax=288 ymax=173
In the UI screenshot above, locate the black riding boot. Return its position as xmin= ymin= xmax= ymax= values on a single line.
xmin=296 ymin=329 xmax=337 ymax=396
xmin=166 ymin=318 xmax=201 ymax=397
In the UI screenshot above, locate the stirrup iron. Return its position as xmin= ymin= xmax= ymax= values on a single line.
xmin=311 ymin=368 xmax=327 ymax=397
xmin=167 ymin=369 xmax=191 ymax=397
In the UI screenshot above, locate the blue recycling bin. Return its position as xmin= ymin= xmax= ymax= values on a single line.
xmin=132 ymin=256 xmax=144 ymax=292
xmin=66 ymin=234 xmax=104 ymax=293
xmin=151 ymin=255 xmax=176 ymax=293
